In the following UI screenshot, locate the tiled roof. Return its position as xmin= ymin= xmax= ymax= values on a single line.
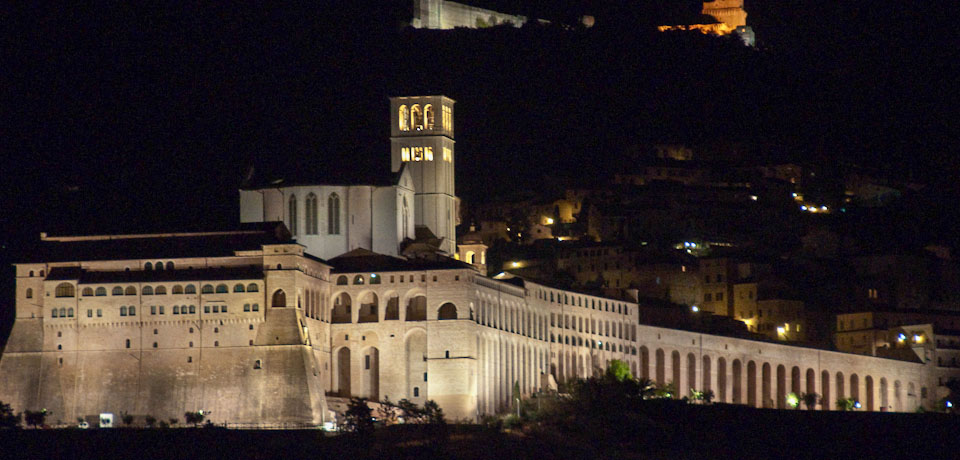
xmin=48 ymin=266 xmax=265 ymax=283
xmin=328 ymin=249 xmax=474 ymax=273
xmin=20 ymin=223 xmax=292 ymax=263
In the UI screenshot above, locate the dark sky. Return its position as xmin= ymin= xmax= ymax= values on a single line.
xmin=1 ymin=1 xmax=957 ymax=244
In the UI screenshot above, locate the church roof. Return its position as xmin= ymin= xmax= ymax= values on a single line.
xmin=328 ymin=249 xmax=475 ymax=273
xmin=240 ymin=163 xmax=405 ymax=190
xmin=20 ymin=222 xmax=294 ymax=264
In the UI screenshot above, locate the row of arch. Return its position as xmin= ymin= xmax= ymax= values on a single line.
xmin=476 ymin=298 xmax=547 ymax=341
xmin=57 ymin=282 xmax=261 ymax=298
xmin=398 ymin=104 xmax=435 ymax=131
xmin=143 ymin=261 xmax=174 ymax=271
xmin=478 ymin=335 xmax=549 ymax=415
xmin=288 ymin=193 xmax=340 ymax=237
xmin=332 ymin=330 xmax=427 ymax=403
xmin=637 ymin=347 xmax=919 ymax=411
xmin=328 ymin=292 xmax=459 ymax=323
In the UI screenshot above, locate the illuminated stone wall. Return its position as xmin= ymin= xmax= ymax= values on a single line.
xmin=411 ymin=0 xmax=526 ymax=29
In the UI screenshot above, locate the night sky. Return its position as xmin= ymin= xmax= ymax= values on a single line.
xmin=1 ymin=1 xmax=957 ymax=327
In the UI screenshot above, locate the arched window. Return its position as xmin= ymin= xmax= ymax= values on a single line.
xmin=216 ymin=284 xmax=228 ymax=293
xmin=247 ymin=283 xmax=258 ymax=292
xmin=112 ymin=287 xmax=123 ymax=296
xmin=353 ymin=275 xmax=364 ymax=285
xmin=173 ymin=306 xmax=180 ymax=314
xmin=202 ymin=284 xmax=214 ymax=294
xmin=55 ymin=283 xmax=75 ymax=298
xmin=336 ymin=275 xmax=348 ymax=285
xmin=438 ymin=303 xmax=457 ymax=320
xmin=26 ymin=288 xmax=33 ymax=299
xmin=128 ymin=306 xmax=135 ymax=316
xmin=155 ymin=286 xmax=166 ymax=295
xmin=328 ymin=193 xmax=340 ymax=235
xmin=411 ymin=104 xmax=423 ymax=130
xmin=406 ymin=296 xmax=427 ymax=321
xmin=234 ymin=284 xmax=245 ymax=293
xmin=272 ymin=290 xmax=286 ymax=308
xmin=370 ymin=274 xmax=381 ymax=285
xmin=166 ymin=262 xmax=174 ymax=270
xmin=305 ymin=193 xmax=318 ymax=235
xmin=95 ymin=287 xmax=106 ymax=296
xmin=52 ymin=309 xmax=58 ymax=318
xmin=466 ymin=251 xmax=476 ymax=264
xmin=142 ymin=286 xmax=154 ymax=295
xmin=145 ymin=262 xmax=153 ymax=270
xmin=125 ymin=286 xmax=136 ymax=296
xmin=155 ymin=261 xmax=164 ymax=271
xmin=185 ymin=285 xmax=197 ymax=294
xmin=424 ymin=104 xmax=435 ymax=130
xmin=288 ymin=194 xmax=298 ymax=236
xmin=82 ymin=287 xmax=94 ymax=297
xmin=332 ymin=293 xmax=351 ymax=323
xmin=189 ymin=305 xmax=196 ymax=314
xmin=402 ymin=197 xmax=409 ymax=240
xmin=120 ymin=306 xmax=128 ymax=316
xmin=399 ymin=105 xmax=409 ymax=131
xmin=67 ymin=308 xmax=74 ymax=317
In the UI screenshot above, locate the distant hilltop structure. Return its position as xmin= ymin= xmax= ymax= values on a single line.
xmin=660 ymin=0 xmax=755 ymax=46
xmin=410 ymin=0 xmax=527 ymax=29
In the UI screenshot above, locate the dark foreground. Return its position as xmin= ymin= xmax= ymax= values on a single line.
xmin=3 ymin=404 xmax=960 ymax=460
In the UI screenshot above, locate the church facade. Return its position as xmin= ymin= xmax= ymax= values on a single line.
xmin=0 ymin=95 xmax=945 ymax=426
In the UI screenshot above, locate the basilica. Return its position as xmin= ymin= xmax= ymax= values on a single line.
xmin=0 ymin=96 xmax=940 ymax=426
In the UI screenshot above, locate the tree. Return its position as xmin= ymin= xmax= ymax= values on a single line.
xmin=168 ymin=418 xmax=179 ymax=427
xmin=0 ymin=401 xmax=21 ymax=429
xmin=801 ymin=392 xmax=820 ymax=410
xmin=144 ymin=415 xmax=157 ymax=428
xmin=343 ymin=397 xmax=374 ymax=435
xmin=121 ymin=412 xmax=134 ymax=427
xmin=23 ymin=409 xmax=47 ymax=429
xmin=655 ymin=382 xmax=677 ymax=399
xmin=378 ymin=397 xmax=400 ymax=425
xmin=836 ymin=398 xmax=856 ymax=411
xmin=184 ymin=411 xmax=205 ymax=427
xmin=605 ymin=359 xmax=634 ymax=382
xmin=422 ymin=400 xmax=446 ymax=425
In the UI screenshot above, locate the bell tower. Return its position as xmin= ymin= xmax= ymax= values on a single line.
xmin=389 ymin=95 xmax=458 ymax=255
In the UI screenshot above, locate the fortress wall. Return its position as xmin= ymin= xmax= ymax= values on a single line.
xmin=0 ymin=344 xmax=325 ymax=425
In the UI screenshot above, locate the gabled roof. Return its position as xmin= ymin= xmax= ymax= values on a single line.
xmin=240 ymin=163 xmax=407 ymax=190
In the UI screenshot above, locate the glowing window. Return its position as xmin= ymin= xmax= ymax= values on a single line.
xmin=399 ymin=105 xmax=409 ymax=131
xmin=401 ymin=147 xmax=411 ymax=162
xmin=425 ymin=146 xmax=434 ymax=161
xmin=411 ymin=104 xmax=423 ymax=130
xmin=424 ymin=104 xmax=435 ymax=129
xmin=443 ymin=147 xmax=452 ymax=162
xmin=442 ymin=105 xmax=452 ymax=131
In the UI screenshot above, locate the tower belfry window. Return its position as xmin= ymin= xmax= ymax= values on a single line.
xmin=411 ymin=104 xmax=423 ymax=130
xmin=424 ymin=104 xmax=434 ymax=130
xmin=399 ymin=105 xmax=409 ymax=131
xmin=442 ymin=105 xmax=452 ymax=131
